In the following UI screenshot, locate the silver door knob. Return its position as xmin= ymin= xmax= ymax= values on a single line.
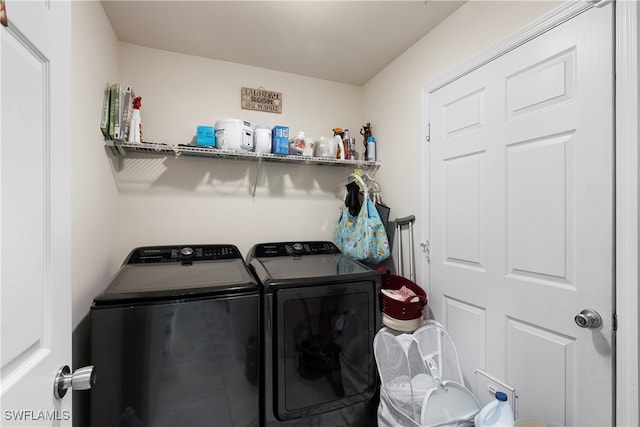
xmin=54 ymin=365 xmax=96 ymax=399
xmin=574 ymin=309 xmax=603 ymax=329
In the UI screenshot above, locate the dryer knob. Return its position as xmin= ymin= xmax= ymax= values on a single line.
xmin=181 ymin=247 xmax=194 ymax=256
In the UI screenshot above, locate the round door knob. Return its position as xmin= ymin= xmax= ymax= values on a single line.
xmin=54 ymin=365 xmax=96 ymax=399
xmin=574 ymin=309 xmax=603 ymax=329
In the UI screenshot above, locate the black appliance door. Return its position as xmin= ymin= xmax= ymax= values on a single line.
xmin=91 ymin=294 xmax=259 ymax=427
xmin=273 ymin=280 xmax=377 ymax=421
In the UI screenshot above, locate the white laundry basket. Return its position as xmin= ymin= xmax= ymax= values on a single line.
xmin=374 ymin=321 xmax=481 ymax=427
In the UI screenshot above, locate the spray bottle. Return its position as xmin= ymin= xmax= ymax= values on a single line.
xmin=128 ymin=96 xmax=142 ymax=143
xmin=343 ymin=129 xmax=352 ymax=160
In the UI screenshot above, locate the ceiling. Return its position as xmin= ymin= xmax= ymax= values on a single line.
xmin=100 ymin=1 xmax=465 ymax=86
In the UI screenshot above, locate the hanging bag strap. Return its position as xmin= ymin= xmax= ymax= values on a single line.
xmin=347 ymin=172 xmax=369 ymax=200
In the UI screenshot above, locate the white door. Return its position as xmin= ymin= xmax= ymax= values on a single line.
xmin=428 ymin=4 xmax=613 ymax=426
xmin=1 ymin=0 xmax=73 ymax=425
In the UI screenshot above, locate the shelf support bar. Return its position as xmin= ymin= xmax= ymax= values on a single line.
xmin=252 ymin=155 xmax=263 ymax=201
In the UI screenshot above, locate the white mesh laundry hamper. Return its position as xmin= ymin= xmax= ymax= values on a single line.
xmin=374 ymin=321 xmax=481 ymax=427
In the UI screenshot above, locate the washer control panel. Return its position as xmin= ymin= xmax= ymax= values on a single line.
xmin=127 ymin=245 xmax=241 ymax=263
xmin=251 ymin=241 xmax=340 ymax=258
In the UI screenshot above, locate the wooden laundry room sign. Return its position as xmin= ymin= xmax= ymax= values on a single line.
xmin=241 ymin=87 xmax=283 ymax=114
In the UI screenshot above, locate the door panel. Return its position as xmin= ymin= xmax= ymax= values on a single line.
xmin=506 ymin=132 xmax=574 ymax=282
xmin=1 ymin=1 xmax=72 ymax=424
xmin=443 ymin=296 xmax=486 ymax=394
xmin=2 ymin=14 xmax=48 ymax=380
xmin=505 ymin=319 xmax=575 ymax=424
xmin=444 ymin=152 xmax=485 ymax=270
xmin=429 ymin=5 xmax=613 ymax=425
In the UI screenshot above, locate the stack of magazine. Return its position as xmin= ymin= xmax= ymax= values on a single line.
xmin=100 ymin=82 xmax=136 ymax=143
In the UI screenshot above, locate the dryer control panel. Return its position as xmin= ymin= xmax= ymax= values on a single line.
xmin=251 ymin=241 xmax=340 ymax=258
xmin=126 ymin=244 xmax=242 ymax=263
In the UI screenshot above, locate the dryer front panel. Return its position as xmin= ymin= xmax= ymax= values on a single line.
xmin=91 ymin=294 xmax=260 ymax=427
xmin=272 ymin=280 xmax=377 ymax=423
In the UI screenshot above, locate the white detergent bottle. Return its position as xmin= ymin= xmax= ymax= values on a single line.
xmin=474 ymin=391 xmax=515 ymax=427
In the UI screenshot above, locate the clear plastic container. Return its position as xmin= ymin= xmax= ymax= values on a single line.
xmin=253 ymin=124 xmax=272 ymax=153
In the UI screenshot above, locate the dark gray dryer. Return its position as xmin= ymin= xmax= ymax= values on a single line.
xmin=247 ymin=241 xmax=380 ymax=427
xmin=90 ymin=244 xmax=260 ymax=427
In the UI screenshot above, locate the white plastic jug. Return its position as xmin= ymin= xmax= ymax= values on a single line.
xmin=475 ymin=391 xmax=515 ymax=427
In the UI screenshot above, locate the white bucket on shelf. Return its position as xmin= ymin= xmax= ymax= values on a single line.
xmin=215 ymin=119 xmax=253 ymax=151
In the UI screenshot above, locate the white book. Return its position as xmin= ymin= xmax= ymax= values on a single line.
xmin=121 ymin=86 xmax=134 ymax=141
xmin=112 ymin=83 xmax=124 ymax=140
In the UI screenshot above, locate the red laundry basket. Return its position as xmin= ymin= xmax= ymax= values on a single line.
xmin=378 ymin=268 xmax=427 ymax=321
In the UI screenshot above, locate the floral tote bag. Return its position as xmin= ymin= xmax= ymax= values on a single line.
xmin=333 ymin=196 xmax=390 ymax=265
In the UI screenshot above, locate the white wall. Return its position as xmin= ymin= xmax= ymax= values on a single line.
xmin=362 ymin=0 xmax=560 ymax=289
xmin=71 ymin=2 xmax=121 ymax=424
xmin=114 ymin=43 xmax=366 ymax=259
xmin=71 ymin=2 xmax=120 ymax=328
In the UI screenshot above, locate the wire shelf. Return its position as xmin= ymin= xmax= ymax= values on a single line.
xmin=107 ymin=141 xmax=381 ymax=167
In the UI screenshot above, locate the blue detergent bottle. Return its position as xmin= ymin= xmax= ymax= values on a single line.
xmin=474 ymin=391 xmax=515 ymax=427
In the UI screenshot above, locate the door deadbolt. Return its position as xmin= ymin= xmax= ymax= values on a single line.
xmin=54 ymin=365 xmax=96 ymax=399
xmin=574 ymin=309 xmax=603 ymax=329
